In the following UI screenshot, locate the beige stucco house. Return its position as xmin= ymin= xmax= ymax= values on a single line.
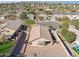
xmin=0 ymin=19 xmax=22 ymax=42
xmin=28 ymin=25 xmax=53 ymax=47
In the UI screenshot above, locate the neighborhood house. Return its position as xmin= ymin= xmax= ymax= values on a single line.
xmin=28 ymin=25 xmax=53 ymax=47
xmin=0 ymin=19 xmax=22 ymax=42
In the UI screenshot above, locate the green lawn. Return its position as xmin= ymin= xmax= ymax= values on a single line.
xmin=0 ymin=41 xmax=15 ymax=54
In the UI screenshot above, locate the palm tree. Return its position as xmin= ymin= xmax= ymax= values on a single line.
xmin=23 ymin=19 xmax=35 ymax=39
xmin=23 ymin=19 xmax=35 ymax=26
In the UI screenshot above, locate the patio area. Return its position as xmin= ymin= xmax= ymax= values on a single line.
xmin=24 ymin=42 xmax=68 ymax=57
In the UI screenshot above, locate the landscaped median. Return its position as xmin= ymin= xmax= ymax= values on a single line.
xmin=0 ymin=40 xmax=15 ymax=56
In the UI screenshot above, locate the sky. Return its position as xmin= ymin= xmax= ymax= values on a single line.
xmin=0 ymin=0 xmax=79 ymax=1
xmin=0 ymin=0 xmax=79 ymax=4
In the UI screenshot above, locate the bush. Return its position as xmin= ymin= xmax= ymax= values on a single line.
xmin=20 ymin=12 xmax=28 ymax=20
xmin=71 ymin=20 xmax=79 ymax=30
xmin=49 ymin=25 xmax=56 ymax=30
xmin=0 ymin=42 xmax=3 ymax=45
xmin=64 ymin=31 xmax=76 ymax=43
xmin=60 ymin=28 xmax=68 ymax=36
xmin=28 ymin=10 xmax=35 ymax=14
xmin=60 ymin=16 xmax=70 ymax=22
xmin=61 ymin=21 xmax=69 ymax=29
xmin=23 ymin=19 xmax=35 ymax=26
xmin=60 ymin=28 xmax=76 ymax=43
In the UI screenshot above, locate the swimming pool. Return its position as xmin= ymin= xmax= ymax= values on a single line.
xmin=72 ymin=43 xmax=79 ymax=54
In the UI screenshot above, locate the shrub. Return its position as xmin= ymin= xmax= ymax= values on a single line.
xmin=60 ymin=28 xmax=68 ymax=36
xmin=60 ymin=16 xmax=70 ymax=22
xmin=23 ymin=19 xmax=35 ymax=26
xmin=61 ymin=21 xmax=69 ymax=29
xmin=60 ymin=28 xmax=76 ymax=43
xmin=64 ymin=31 xmax=76 ymax=43
xmin=20 ymin=12 xmax=28 ymax=20
xmin=49 ymin=25 xmax=56 ymax=30
xmin=71 ymin=20 xmax=79 ymax=30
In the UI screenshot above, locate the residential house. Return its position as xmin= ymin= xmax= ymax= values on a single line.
xmin=28 ymin=25 xmax=53 ymax=47
xmin=53 ymin=14 xmax=64 ymax=21
xmin=66 ymin=14 xmax=79 ymax=20
xmin=27 ymin=14 xmax=34 ymax=20
xmin=37 ymin=13 xmax=48 ymax=21
xmin=0 ymin=19 xmax=22 ymax=42
xmin=5 ymin=14 xmax=17 ymax=20
xmin=0 ymin=13 xmax=6 ymax=21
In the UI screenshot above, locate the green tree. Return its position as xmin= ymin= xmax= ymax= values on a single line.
xmin=28 ymin=10 xmax=35 ymax=14
xmin=60 ymin=28 xmax=68 ymax=36
xmin=20 ymin=12 xmax=28 ymax=20
xmin=45 ymin=11 xmax=52 ymax=15
xmin=23 ymin=19 xmax=35 ymax=26
xmin=60 ymin=16 xmax=70 ymax=22
xmin=60 ymin=28 xmax=76 ymax=43
xmin=61 ymin=21 xmax=69 ymax=29
xmin=71 ymin=20 xmax=79 ymax=30
xmin=49 ymin=25 xmax=56 ymax=30
xmin=64 ymin=31 xmax=76 ymax=43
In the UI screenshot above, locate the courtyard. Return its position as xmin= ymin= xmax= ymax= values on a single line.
xmin=24 ymin=41 xmax=68 ymax=57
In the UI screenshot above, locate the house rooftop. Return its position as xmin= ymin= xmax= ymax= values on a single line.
xmin=0 ymin=23 xmax=7 ymax=32
xmin=25 ymin=43 xmax=68 ymax=57
xmin=29 ymin=25 xmax=52 ymax=42
xmin=5 ymin=19 xmax=22 ymax=31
